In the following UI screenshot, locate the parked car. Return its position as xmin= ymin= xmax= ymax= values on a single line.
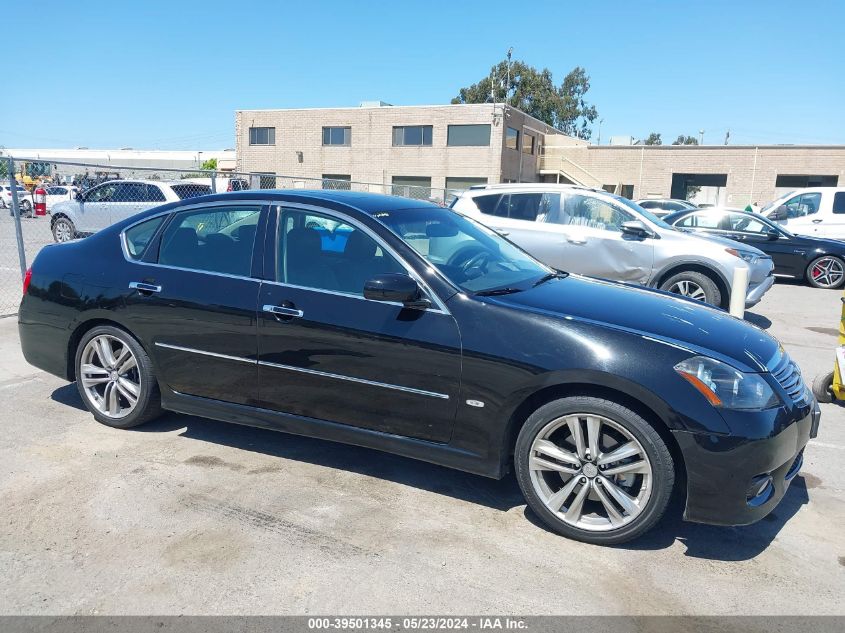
xmin=664 ymin=206 xmax=845 ymax=289
xmin=635 ymin=198 xmax=697 ymax=218
xmin=49 ymin=179 xmax=212 ymax=242
xmin=18 ymin=190 xmax=820 ymax=545
xmin=451 ymin=184 xmax=774 ymax=309
xmin=43 ymin=185 xmax=79 ymax=211
xmin=759 ymin=187 xmax=845 ymax=239
xmin=2 ymin=184 xmax=32 ymax=215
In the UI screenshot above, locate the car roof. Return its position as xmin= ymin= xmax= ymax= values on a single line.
xmin=460 ymin=183 xmax=612 ymax=197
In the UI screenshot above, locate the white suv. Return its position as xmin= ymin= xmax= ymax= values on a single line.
xmin=50 ymin=179 xmax=212 ymax=242
xmin=760 ymin=187 xmax=845 ymax=239
xmin=451 ymin=183 xmax=775 ymax=309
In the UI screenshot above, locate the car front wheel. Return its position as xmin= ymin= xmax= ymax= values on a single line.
xmin=659 ymin=270 xmax=721 ymax=306
xmin=515 ymin=396 xmax=674 ymax=545
xmin=52 ymin=216 xmax=77 ymax=242
xmin=75 ymin=325 xmax=162 ymax=429
xmin=806 ymin=255 xmax=845 ymax=289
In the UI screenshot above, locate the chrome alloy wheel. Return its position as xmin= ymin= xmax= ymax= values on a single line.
xmin=528 ymin=414 xmax=653 ymax=532
xmin=79 ymin=335 xmax=140 ymax=419
xmin=810 ymin=256 xmax=845 ymax=289
xmin=54 ymin=220 xmax=73 ymax=242
xmin=667 ymin=279 xmax=707 ymax=301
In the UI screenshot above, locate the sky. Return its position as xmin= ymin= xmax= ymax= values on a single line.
xmin=3 ymin=0 xmax=844 ymax=150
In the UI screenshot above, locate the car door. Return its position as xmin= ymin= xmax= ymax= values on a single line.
xmin=775 ymin=191 xmax=823 ymax=236
xmin=77 ymin=182 xmax=118 ymax=231
xmin=122 ymin=202 xmax=265 ymax=406
xmin=257 ymin=204 xmax=462 ymax=443
xmin=718 ymin=211 xmax=806 ymax=276
xmin=543 ymin=191 xmax=654 ymax=283
xmin=823 ymin=191 xmax=845 ymax=239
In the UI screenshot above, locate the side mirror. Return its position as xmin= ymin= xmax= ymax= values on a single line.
xmin=364 ymin=273 xmax=430 ymax=309
xmin=75 ymin=191 xmax=83 ymax=201
xmin=621 ymin=220 xmax=653 ymax=238
xmin=766 ymin=228 xmax=780 ymax=240
xmin=771 ymin=205 xmax=788 ymax=221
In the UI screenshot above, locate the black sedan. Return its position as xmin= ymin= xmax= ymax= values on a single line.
xmin=664 ymin=207 xmax=845 ymax=289
xmin=18 ymin=191 xmax=820 ymax=545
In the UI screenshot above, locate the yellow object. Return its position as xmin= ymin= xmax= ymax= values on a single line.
xmin=834 ymin=291 xmax=845 ymax=400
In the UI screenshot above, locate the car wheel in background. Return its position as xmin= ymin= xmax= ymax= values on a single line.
xmin=806 ymin=255 xmax=845 ymax=290
xmin=659 ymin=270 xmax=721 ymax=306
xmin=74 ymin=325 xmax=162 ymax=429
xmin=52 ymin=216 xmax=77 ymax=242
xmin=515 ymin=396 xmax=674 ymax=545
xmin=812 ymin=370 xmax=835 ymax=404
xmin=19 ymin=199 xmax=32 ymax=217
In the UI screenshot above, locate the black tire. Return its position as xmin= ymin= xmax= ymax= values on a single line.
xmin=52 ymin=216 xmax=77 ymax=242
xmin=659 ymin=270 xmax=721 ymax=307
xmin=812 ymin=370 xmax=835 ymax=404
xmin=515 ymin=396 xmax=674 ymax=545
xmin=20 ymin=199 xmax=32 ymax=218
xmin=806 ymin=255 xmax=845 ymax=290
xmin=74 ymin=325 xmax=162 ymax=429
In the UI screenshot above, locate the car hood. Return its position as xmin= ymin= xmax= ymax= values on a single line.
xmin=486 ymin=275 xmax=779 ymax=372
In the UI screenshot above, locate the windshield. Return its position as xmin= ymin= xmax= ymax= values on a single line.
xmin=373 ymin=206 xmax=553 ymax=294
xmin=613 ymin=195 xmax=674 ymax=230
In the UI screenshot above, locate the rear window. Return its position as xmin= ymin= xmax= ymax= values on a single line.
xmin=171 ymin=184 xmax=212 ymax=200
xmin=124 ymin=216 xmax=165 ymax=259
xmin=834 ymin=192 xmax=845 ymax=215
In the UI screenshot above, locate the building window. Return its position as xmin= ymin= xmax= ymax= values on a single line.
xmin=505 ymin=127 xmax=519 ymax=150
xmin=522 ymin=134 xmax=535 ymax=155
xmin=249 ymin=127 xmax=275 ymax=145
xmin=322 ymin=127 xmax=351 ymax=146
xmin=445 ymin=177 xmax=487 ymax=191
xmin=447 ymin=124 xmax=491 ymax=147
xmin=392 ymin=176 xmax=432 ymax=200
xmin=393 ymin=126 xmax=433 ymax=147
xmin=322 ymin=174 xmax=352 ymax=190
xmin=775 ymin=174 xmax=838 ymax=188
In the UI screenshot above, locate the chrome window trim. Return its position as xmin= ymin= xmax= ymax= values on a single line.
xmin=154 ymin=342 xmax=449 ymax=400
xmin=272 ymin=202 xmax=452 ymax=315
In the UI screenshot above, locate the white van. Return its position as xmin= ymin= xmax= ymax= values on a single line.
xmin=760 ymin=187 xmax=845 ymax=239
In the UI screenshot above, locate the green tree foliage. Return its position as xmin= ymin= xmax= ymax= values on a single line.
xmin=451 ymin=60 xmax=599 ymax=139
xmin=672 ymin=135 xmax=699 ymax=145
xmin=200 ymin=158 xmax=218 ymax=171
xmin=640 ymin=132 xmax=663 ymax=145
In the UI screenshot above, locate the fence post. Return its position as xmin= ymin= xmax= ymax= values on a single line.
xmin=211 ymin=170 xmax=217 ymax=194
xmin=7 ymin=157 xmax=28 ymax=280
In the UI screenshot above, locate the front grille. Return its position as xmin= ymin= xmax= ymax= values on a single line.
xmin=769 ymin=349 xmax=810 ymax=407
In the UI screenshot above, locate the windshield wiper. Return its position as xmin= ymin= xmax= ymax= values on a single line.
xmin=474 ymin=287 xmax=523 ymax=296
xmin=532 ymin=271 xmax=567 ymax=287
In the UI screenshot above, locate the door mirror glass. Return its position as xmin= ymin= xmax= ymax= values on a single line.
xmin=772 ymin=205 xmax=788 ymax=221
xmin=364 ymin=273 xmax=429 ymax=309
xmin=620 ymin=220 xmax=653 ymax=238
xmin=75 ymin=190 xmax=84 ymax=201
xmin=766 ymin=228 xmax=780 ymax=240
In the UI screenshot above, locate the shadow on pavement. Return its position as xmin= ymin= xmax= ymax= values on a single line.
xmin=51 ymin=382 xmax=812 ymax=558
xmin=744 ymin=311 xmax=772 ymax=329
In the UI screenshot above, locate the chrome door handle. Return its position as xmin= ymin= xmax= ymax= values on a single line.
xmin=565 ymin=236 xmax=587 ymax=244
xmin=811 ymin=219 xmax=823 ymax=223
xmin=495 ymin=230 xmax=510 ymax=236
xmin=263 ymin=304 xmax=304 ymax=318
xmin=129 ymin=281 xmax=161 ymax=293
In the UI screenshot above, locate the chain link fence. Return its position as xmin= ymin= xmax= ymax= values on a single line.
xmin=1 ymin=156 xmax=464 ymax=315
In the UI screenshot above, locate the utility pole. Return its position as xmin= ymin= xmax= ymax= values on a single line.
xmin=724 ymin=129 xmax=730 ymax=145
xmin=699 ymin=129 xmax=705 ymax=144
xmin=597 ymin=119 xmax=604 ymax=145
xmin=505 ymin=47 xmax=513 ymax=105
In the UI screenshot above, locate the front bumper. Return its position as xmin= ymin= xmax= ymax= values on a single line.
xmin=674 ymin=398 xmax=820 ymax=526
xmin=745 ymin=273 xmax=775 ymax=308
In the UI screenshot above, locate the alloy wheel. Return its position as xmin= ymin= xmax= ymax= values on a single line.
xmin=667 ymin=279 xmax=707 ymax=301
xmin=809 ymin=256 xmax=844 ymax=289
xmin=528 ymin=414 xmax=653 ymax=532
xmin=79 ymin=335 xmax=141 ymax=419
xmin=54 ymin=220 xmax=73 ymax=242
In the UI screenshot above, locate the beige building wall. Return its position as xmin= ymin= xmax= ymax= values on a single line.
xmin=542 ymin=145 xmax=845 ymax=206
xmin=235 ymin=103 xmax=569 ymax=192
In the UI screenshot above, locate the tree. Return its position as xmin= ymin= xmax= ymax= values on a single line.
xmin=200 ymin=158 xmax=218 ymax=171
xmin=640 ymin=132 xmax=662 ymax=145
xmin=672 ymin=135 xmax=699 ymax=145
xmin=451 ymin=59 xmax=599 ymax=139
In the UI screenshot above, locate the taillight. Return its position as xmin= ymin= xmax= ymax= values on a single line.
xmin=22 ymin=267 xmax=32 ymax=295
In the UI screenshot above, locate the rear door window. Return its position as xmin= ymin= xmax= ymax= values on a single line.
xmin=171 ymin=184 xmax=212 ymax=200
xmin=124 ymin=216 xmax=165 ymax=259
xmin=833 ymin=192 xmax=845 ymax=214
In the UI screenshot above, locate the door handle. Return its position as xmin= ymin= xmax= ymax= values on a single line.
xmin=565 ymin=235 xmax=587 ymax=245
xmin=495 ymin=229 xmax=510 ymax=236
xmin=811 ymin=219 xmax=823 ymax=224
xmin=263 ymin=304 xmax=304 ymax=319
xmin=129 ymin=281 xmax=161 ymax=294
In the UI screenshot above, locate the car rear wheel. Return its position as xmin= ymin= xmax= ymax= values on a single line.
xmin=19 ymin=199 xmax=32 ymax=217
xmin=515 ymin=396 xmax=674 ymax=545
xmin=659 ymin=270 xmax=721 ymax=306
xmin=52 ymin=216 xmax=77 ymax=242
xmin=74 ymin=326 xmax=162 ymax=429
xmin=806 ymin=255 xmax=845 ymax=289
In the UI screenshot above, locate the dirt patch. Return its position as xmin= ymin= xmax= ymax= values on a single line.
xmin=184 ymin=455 xmax=244 ymax=471
xmin=801 ymin=473 xmax=823 ymax=489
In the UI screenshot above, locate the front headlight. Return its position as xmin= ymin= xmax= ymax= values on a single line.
xmin=725 ymin=247 xmax=759 ymax=264
xmin=674 ymin=356 xmax=780 ymax=410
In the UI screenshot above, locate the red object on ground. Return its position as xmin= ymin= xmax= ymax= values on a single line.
xmin=33 ymin=186 xmax=47 ymax=216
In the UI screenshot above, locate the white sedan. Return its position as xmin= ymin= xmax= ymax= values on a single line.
xmin=44 ymin=185 xmax=79 ymax=211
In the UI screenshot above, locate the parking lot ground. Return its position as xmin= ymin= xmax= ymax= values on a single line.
xmin=0 ymin=280 xmax=843 ymax=615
